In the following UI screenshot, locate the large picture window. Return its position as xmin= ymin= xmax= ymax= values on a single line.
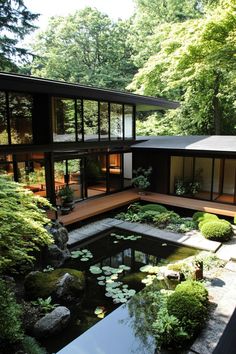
xmin=83 ymin=100 xmax=98 ymax=141
xmin=110 ymin=103 xmax=123 ymax=140
xmin=170 ymin=155 xmax=236 ymax=204
xmin=52 ymin=98 xmax=76 ymax=142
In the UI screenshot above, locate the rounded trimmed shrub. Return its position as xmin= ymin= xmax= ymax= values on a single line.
xmin=201 ymin=220 xmax=232 ymax=241
xmin=234 ymin=214 xmax=236 ymax=225
xmin=167 ymin=280 xmax=208 ymax=334
xmin=193 ymin=212 xmax=218 ymax=225
xmin=141 ymin=203 xmax=167 ymax=213
xmin=174 ymin=280 xmax=208 ymax=304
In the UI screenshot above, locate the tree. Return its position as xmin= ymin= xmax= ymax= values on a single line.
xmin=129 ymin=0 xmax=236 ymax=135
xmin=0 ymin=0 xmax=39 ymax=71
xmin=31 ymin=8 xmax=137 ymax=90
xmin=130 ymin=0 xmax=219 ymax=67
xmin=0 ymin=176 xmax=53 ymax=272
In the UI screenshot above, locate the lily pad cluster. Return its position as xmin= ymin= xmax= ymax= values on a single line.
xmin=89 ymin=264 xmax=136 ymax=304
xmin=140 ymin=264 xmax=165 ymax=286
xmin=110 ymin=232 xmax=142 ymax=243
xmin=71 ymin=248 xmax=93 ymax=262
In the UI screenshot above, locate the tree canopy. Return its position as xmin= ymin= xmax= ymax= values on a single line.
xmin=31 ymin=7 xmax=137 ymax=90
xmin=0 ymin=0 xmax=39 ymax=71
xmin=130 ymin=0 xmax=236 ymax=135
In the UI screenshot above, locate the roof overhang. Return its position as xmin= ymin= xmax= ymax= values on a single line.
xmin=131 ymin=136 xmax=236 ymax=155
xmin=0 ymin=72 xmax=179 ymax=111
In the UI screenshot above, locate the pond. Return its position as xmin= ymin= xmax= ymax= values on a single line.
xmin=39 ymin=228 xmax=199 ymax=353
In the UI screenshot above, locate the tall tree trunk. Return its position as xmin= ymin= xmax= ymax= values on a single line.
xmin=212 ymin=71 xmax=222 ymax=135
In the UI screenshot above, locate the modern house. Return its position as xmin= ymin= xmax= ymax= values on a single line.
xmin=132 ymin=136 xmax=236 ymax=205
xmin=0 ymin=72 xmax=178 ymax=206
xmin=1 ymin=73 xmax=235 ymax=209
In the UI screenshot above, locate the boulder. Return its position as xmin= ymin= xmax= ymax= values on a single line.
xmin=24 ymin=268 xmax=85 ymax=301
xmin=44 ymin=221 xmax=70 ymax=267
xmin=34 ymin=306 xmax=70 ymax=338
xmin=164 ymin=269 xmax=180 ymax=280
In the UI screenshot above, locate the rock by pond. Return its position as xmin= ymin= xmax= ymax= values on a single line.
xmin=44 ymin=221 xmax=71 ymax=267
xmin=34 ymin=306 xmax=70 ymax=338
xmin=24 ymin=268 xmax=85 ymax=302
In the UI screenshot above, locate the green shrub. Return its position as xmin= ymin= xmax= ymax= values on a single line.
xmin=198 ymin=215 xmax=219 ymax=230
xmin=22 ymin=336 xmax=47 ymax=354
xmin=141 ymin=203 xmax=167 ymax=213
xmin=0 ymin=279 xmax=23 ymax=343
xmin=138 ymin=210 xmax=160 ymax=222
xmin=152 ymin=307 xmax=189 ymax=349
xmin=0 ymin=177 xmax=53 ymax=272
xmin=153 ymin=211 xmax=180 ymax=228
xmin=174 ymin=280 xmax=208 ymax=304
xmin=201 ymin=220 xmax=232 ymax=241
xmin=193 ymin=211 xmax=218 ymax=224
xmin=167 ymin=280 xmax=208 ymax=334
xmin=234 ymin=214 xmax=236 ymax=225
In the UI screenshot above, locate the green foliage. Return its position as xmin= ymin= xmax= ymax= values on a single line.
xmin=22 ymin=336 xmax=47 ymax=354
xmin=132 ymin=167 xmax=152 ymax=191
xmin=31 ymin=296 xmax=58 ymax=313
xmin=129 ymin=0 xmax=236 ymax=135
xmin=0 ymin=278 xmax=23 ymax=343
xmin=0 ymin=0 xmax=39 ymax=71
xmin=141 ymin=203 xmax=167 ymax=213
xmin=58 ymin=185 xmax=74 ymax=202
xmin=194 ymin=212 xmax=218 ymax=223
xmin=201 ymin=220 xmax=232 ymax=241
xmin=152 ymin=307 xmax=189 ymax=349
xmin=167 ymin=280 xmax=208 ymax=335
xmin=153 ymin=211 xmax=180 ymax=228
xmin=31 ymin=7 xmax=136 ymax=90
xmin=234 ymin=214 xmax=236 ymax=225
xmin=0 ymin=177 xmax=53 ymax=272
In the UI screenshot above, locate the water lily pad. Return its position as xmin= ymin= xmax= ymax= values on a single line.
xmin=97 ymin=276 xmax=105 ymax=280
xmin=140 ymin=265 xmax=153 ymax=273
xmin=90 ymin=266 xmax=102 ymax=274
xmin=98 ymin=281 xmax=105 ymax=286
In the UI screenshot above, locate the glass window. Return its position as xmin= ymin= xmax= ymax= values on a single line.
xmin=100 ymin=102 xmax=109 ymax=140
xmin=110 ymin=103 xmax=123 ymax=140
xmin=17 ymin=154 xmax=46 ymax=197
xmin=194 ymin=157 xmax=212 ymax=200
xmin=0 ymin=154 xmax=13 ymax=179
xmin=123 ymin=152 xmax=132 ymax=188
xmin=109 ymin=153 xmax=122 ymax=191
xmin=52 ymin=98 xmax=76 ymax=142
xmin=85 ymin=154 xmax=107 ymax=197
xmin=223 ymin=159 xmax=236 ymax=197
xmin=124 ymin=105 xmax=133 ymax=139
xmin=9 ymin=92 xmax=33 ymax=144
xmin=83 ymin=100 xmax=98 ymax=141
xmin=77 ymin=99 xmax=82 ymax=141
xmin=170 ymin=156 xmax=184 ymax=194
xmin=0 ymin=92 xmax=8 ymax=145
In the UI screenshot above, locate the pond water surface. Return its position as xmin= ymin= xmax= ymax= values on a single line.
xmin=40 ymin=228 xmax=198 ymax=353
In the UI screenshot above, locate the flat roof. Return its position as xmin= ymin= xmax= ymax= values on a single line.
xmin=0 ymin=72 xmax=179 ymax=111
xmin=132 ymin=136 xmax=236 ymax=154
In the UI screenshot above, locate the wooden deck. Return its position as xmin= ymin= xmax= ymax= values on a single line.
xmin=58 ymin=190 xmax=236 ymax=226
xmin=141 ymin=192 xmax=236 ymax=217
xmin=59 ymin=190 xmax=139 ymax=226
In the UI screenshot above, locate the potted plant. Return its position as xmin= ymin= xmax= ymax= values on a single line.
xmin=58 ymin=185 xmax=74 ymax=213
xmin=132 ymin=167 xmax=152 ymax=194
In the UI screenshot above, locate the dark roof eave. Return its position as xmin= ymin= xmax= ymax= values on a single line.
xmin=0 ymin=72 xmax=179 ymax=109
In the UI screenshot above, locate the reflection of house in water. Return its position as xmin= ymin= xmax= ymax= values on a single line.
xmin=0 ymin=72 xmax=177 ymax=205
